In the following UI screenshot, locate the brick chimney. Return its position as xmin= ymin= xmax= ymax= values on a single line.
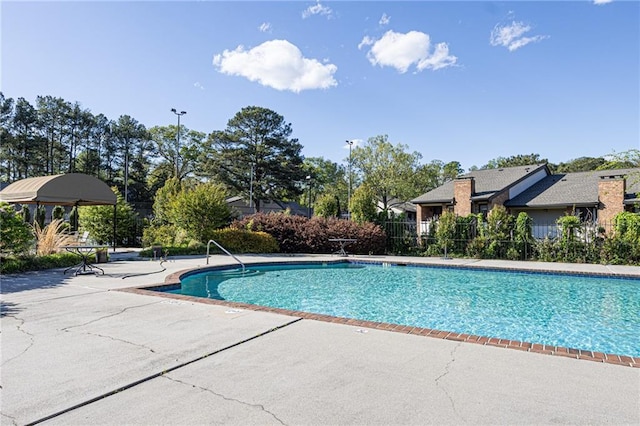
xmin=598 ymin=175 xmax=625 ymax=228
xmin=454 ymin=177 xmax=475 ymax=217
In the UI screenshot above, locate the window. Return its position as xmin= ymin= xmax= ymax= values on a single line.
xmin=479 ymin=204 xmax=489 ymax=219
xmin=575 ymin=207 xmax=597 ymax=222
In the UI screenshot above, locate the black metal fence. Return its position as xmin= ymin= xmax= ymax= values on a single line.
xmin=381 ymin=219 xmax=633 ymax=264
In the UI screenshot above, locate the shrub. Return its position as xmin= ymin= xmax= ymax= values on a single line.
xmin=0 ymin=202 xmax=34 ymax=256
xmin=142 ymin=224 xmax=181 ymax=247
xmin=52 ymin=205 xmax=65 ymax=220
xmin=435 ymin=211 xmax=456 ymax=255
xmin=36 ymin=205 xmax=46 ymax=229
xmin=79 ymin=188 xmax=138 ymax=246
xmin=350 ymin=185 xmax=377 ymax=224
xmin=600 ymin=212 xmax=640 ymax=264
xmin=138 ymin=229 xmax=279 ymax=257
xmin=313 ymin=193 xmax=340 ymax=218
xmin=534 ymin=237 xmax=559 ymax=262
xmin=485 ymin=206 xmax=514 ymax=259
xmin=209 ymin=228 xmax=279 ymax=253
xmin=465 ymin=237 xmax=486 ymax=258
xmin=0 ymin=252 xmax=79 ymax=274
xmin=169 ymin=182 xmax=231 ymax=242
xmin=232 ymin=213 xmax=386 ymax=254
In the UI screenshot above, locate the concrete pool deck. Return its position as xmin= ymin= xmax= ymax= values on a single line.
xmin=1 ymin=253 xmax=639 ymax=425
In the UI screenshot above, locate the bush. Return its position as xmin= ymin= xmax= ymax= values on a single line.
xmin=169 ymin=182 xmax=231 ymax=242
xmin=209 ymin=228 xmax=279 ymax=253
xmin=232 ymin=213 xmax=386 ymax=255
xmin=142 ymin=224 xmax=185 ymax=247
xmin=138 ymin=229 xmax=279 ymax=257
xmin=350 ymin=185 xmax=377 ymax=224
xmin=79 ymin=188 xmax=138 ymax=246
xmin=313 ymin=193 xmax=340 ymax=218
xmin=465 ymin=237 xmax=486 ymax=258
xmin=0 ymin=252 xmax=79 ymax=274
xmin=435 ymin=211 xmax=456 ymax=254
xmin=0 ymin=202 xmax=34 ymax=256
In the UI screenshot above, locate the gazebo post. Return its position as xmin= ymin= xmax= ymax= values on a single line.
xmin=74 ymin=201 xmax=79 ymax=231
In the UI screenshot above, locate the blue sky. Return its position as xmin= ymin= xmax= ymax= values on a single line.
xmin=2 ymin=1 xmax=639 ymax=171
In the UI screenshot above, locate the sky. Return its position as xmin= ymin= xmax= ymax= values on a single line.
xmin=2 ymin=0 xmax=639 ymax=171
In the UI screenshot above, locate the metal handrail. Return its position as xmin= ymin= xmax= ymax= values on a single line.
xmin=206 ymin=239 xmax=246 ymax=273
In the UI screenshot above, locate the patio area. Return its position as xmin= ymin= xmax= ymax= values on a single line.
xmin=1 ymin=253 xmax=639 ymax=425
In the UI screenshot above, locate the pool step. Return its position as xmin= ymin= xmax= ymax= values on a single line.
xmin=208 ymin=269 xmax=264 ymax=278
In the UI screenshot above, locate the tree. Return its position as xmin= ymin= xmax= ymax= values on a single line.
xmin=481 ymin=153 xmax=548 ymax=170
xmin=111 ymin=115 xmax=150 ymax=204
xmin=555 ymin=157 xmax=606 ymax=173
xmin=302 ymin=156 xmax=347 ymax=212
xmin=79 ymin=188 xmax=138 ymax=246
xmin=12 ymin=97 xmax=43 ymax=179
xmin=169 ymin=182 xmax=231 ymax=242
xmin=200 ymin=106 xmax=306 ymax=211
xmin=351 ymin=135 xmax=422 ymax=212
xmin=149 ymin=125 xmax=204 ymax=180
xmin=599 ymin=149 xmax=640 ymax=170
xmin=0 ymin=92 xmax=15 ymax=181
xmin=313 ymin=193 xmax=340 ymax=218
xmin=350 ymin=184 xmax=377 ymax=224
xmin=35 ymin=95 xmax=68 ymax=175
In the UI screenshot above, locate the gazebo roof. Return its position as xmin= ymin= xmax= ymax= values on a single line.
xmin=0 ymin=173 xmax=117 ymax=206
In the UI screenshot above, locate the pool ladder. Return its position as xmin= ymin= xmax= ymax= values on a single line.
xmin=206 ymin=239 xmax=246 ymax=273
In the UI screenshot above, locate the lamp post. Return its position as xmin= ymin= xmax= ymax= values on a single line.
xmin=306 ymin=175 xmax=312 ymax=218
xmin=346 ymin=140 xmax=354 ymax=220
xmin=170 ymin=108 xmax=186 ymax=178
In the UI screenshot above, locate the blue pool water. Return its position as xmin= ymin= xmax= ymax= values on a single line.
xmin=168 ymin=262 xmax=640 ymax=357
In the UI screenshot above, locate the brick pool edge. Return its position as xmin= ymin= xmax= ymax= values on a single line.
xmin=117 ymin=263 xmax=640 ymax=369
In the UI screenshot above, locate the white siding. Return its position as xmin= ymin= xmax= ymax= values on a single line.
xmin=509 ymin=168 xmax=548 ymax=199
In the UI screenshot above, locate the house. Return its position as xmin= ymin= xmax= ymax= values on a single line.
xmin=506 ymin=168 xmax=640 ymax=236
xmin=377 ymin=198 xmax=417 ymax=221
xmin=226 ymin=196 xmax=311 ymax=218
xmin=411 ymin=164 xmax=639 ymax=236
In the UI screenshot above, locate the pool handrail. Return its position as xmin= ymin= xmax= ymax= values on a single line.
xmin=206 ymin=239 xmax=246 ymax=273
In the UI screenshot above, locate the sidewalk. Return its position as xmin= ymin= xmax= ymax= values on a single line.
xmin=1 ymin=254 xmax=639 ymax=425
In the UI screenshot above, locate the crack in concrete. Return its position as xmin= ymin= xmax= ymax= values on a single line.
xmin=59 ymin=301 xmax=159 ymax=332
xmin=434 ymin=342 xmax=463 ymax=422
xmin=1 ymin=314 xmax=35 ymax=367
xmin=82 ymin=331 xmax=156 ymax=353
xmin=1 ymin=411 xmax=19 ymax=426
xmin=163 ymin=375 xmax=286 ymax=425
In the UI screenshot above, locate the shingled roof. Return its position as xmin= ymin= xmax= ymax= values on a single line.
xmin=505 ymin=168 xmax=640 ymax=208
xmin=412 ymin=164 xmax=549 ymax=204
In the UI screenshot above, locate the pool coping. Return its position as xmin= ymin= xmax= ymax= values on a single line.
xmin=117 ymin=258 xmax=640 ymax=369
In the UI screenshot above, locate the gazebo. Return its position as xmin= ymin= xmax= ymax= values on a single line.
xmin=0 ymin=173 xmax=118 ymax=250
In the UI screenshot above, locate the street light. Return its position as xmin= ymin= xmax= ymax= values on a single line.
xmin=171 ymin=108 xmax=187 ymax=178
xmin=306 ymin=175 xmax=312 ymax=218
xmin=346 ymin=140 xmax=354 ymax=220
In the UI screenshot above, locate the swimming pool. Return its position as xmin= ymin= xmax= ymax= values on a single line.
xmin=166 ymin=261 xmax=640 ymax=358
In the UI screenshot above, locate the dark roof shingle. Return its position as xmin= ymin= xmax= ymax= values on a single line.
xmin=412 ymin=164 xmax=548 ymax=204
xmin=505 ymin=168 xmax=640 ymax=207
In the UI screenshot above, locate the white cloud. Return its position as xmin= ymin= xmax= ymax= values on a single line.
xmin=359 ymin=30 xmax=457 ymax=73
xmin=490 ymin=21 xmax=549 ymax=51
xmin=302 ymin=2 xmax=333 ymax=19
xmin=193 ymin=82 xmax=205 ymax=90
xmin=379 ymin=13 xmax=390 ymax=26
xmin=258 ymin=22 xmax=272 ymax=33
xmin=212 ymin=39 xmax=338 ymax=93
xmin=593 ymin=0 xmax=613 ymax=4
